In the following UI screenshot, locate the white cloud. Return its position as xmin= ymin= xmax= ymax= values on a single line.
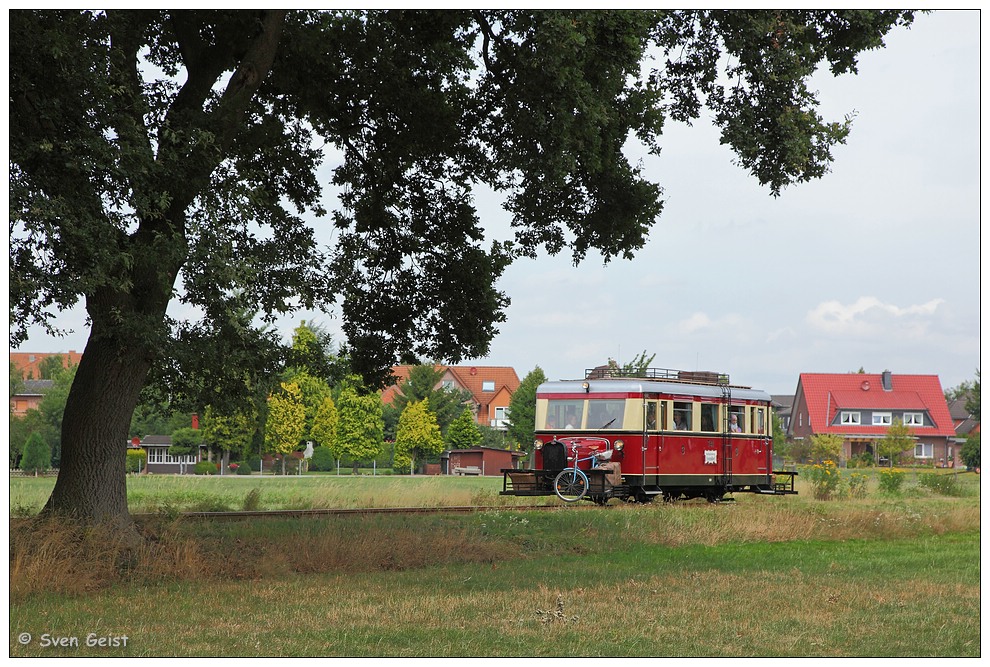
xmin=677 ymin=312 xmax=713 ymax=335
xmin=806 ymin=297 xmax=945 ymax=336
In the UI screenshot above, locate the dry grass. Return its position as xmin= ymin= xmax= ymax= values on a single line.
xmin=9 ymin=496 xmax=979 ymax=604
xmin=8 ymin=513 xmax=521 ymax=602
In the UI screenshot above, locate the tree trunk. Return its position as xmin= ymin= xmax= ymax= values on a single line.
xmin=42 ymin=327 xmax=154 ymax=535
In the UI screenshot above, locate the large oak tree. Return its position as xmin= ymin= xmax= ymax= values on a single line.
xmin=10 ymin=10 xmax=915 ymax=529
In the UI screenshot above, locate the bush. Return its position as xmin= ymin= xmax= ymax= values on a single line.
xmin=877 ymin=467 xmax=906 ymax=494
xmin=126 ymin=448 xmax=147 ymax=473
xmin=235 ymin=461 xmax=253 ymax=475
xmin=849 ymin=452 xmax=875 ymax=469
xmin=918 ymin=472 xmax=962 ymax=497
xmin=21 ymin=433 xmax=51 ymax=475
xmin=960 ymin=434 xmax=980 ymax=469
xmin=845 ymin=471 xmax=869 ymax=498
xmin=804 ymin=460 xmax=841 ymax=500
xmin=193 ymin=460 xmax=218 ymax=475
xmin=309 ymin=446 xmax=336 ymax=472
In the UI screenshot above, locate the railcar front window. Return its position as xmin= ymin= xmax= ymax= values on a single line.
xmin=545 ymin=400 xmax=585 ymax=429
xmin=588 ymin=400 xmax=625 ymax=429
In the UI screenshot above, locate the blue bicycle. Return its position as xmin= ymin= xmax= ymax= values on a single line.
xmin=553 ymin=442 xmax=614 ymax=503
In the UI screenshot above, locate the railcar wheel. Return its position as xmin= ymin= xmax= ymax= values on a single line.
xmin=553 ymin=469 xmax=589 ymax=503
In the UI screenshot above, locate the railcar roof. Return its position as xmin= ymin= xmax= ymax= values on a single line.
xmin=537 ymin=379 xmax=771 ymax=402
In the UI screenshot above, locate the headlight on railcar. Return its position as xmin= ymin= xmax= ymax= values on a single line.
xmin=614 ymin=440 xmax=624 ymax=451
xmin=534 ymin=440 xmax=543 ymax=450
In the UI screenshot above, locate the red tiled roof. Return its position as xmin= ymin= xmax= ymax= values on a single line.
xmin=380 ymin=365 xmax=520 ymax=406
xmin=797 ymin=373 xmax=955 ymax=437
xmin=830 ymin=390 xmax=927 ymax=410
xmin=10 ymin=351 xmax=83 ymax=380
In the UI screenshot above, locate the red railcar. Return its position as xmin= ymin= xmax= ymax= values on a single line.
xmin=501 ymin=368 xmax=797 ymax=503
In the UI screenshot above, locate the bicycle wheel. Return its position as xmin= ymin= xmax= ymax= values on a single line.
xmin=553 ymin=468 xmax=589 ymax=502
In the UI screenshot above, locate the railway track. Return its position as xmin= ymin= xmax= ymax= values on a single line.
xmin=133 ymin=504 xmax=581 ymax=521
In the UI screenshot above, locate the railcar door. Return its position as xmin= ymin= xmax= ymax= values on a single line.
xmin=753 ymin=405 xmax=771 ymax=474
xmin=642 ymin=396 xmax=660 ymax=478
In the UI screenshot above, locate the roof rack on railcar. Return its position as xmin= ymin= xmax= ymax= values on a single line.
xmin=583 ymin=366 xmax=750 ymax=388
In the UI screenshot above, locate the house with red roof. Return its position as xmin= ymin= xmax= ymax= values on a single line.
xmin=381 ymin=365 xmax=520 ymax=430
xmin=787 ymin=371 xmax=957 ymax=466
xmin=10 ymin=350 xmax=83 ymax=380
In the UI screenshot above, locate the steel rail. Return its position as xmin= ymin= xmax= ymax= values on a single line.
xmin=132 ymin=504 xmax=583 ymax=521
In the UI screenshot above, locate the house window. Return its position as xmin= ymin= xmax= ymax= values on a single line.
xmin=441 ymin=380 xmax=454 ymax=390
xmin=840 ymin=411 xmax=861 ymax=425
xmin=903 ymin=413 xmax=924 ymax=426
xmin=872 ymin=412 xmax=892 ymax=426
xmin=914 ymin=443 xmax=933 ymax=459
xmin=494 ymin=406 xmax=509 ymax=421
xmin=148 ymin=448 xmax=164 ymax=464
xmin=482 ymin=381 xmax=495 ymax=392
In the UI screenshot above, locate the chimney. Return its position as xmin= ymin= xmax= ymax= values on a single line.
xmin=881 ymin=370 xmax=893 ymax=392
xmin=191 ymin=413 xmax=199 ymax=429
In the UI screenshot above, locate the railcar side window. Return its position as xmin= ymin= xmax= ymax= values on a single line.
xmin=588 ymin=399 xmax=624 ymax=429
xmin=729 ymin=406 xmax=746 ymax=433
xmin=545 ymin=400 xmax=584 ymax=429
xmin=752 ymin=407 xmax=766 ymax=434
xmin=700 ymin=403 xmax=718 ymax=432
xmin=673 ymin=402 xmax=693 ymax=431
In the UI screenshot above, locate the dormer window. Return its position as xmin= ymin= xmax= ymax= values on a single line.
xmin=872 ymin=412 xmax=892 ymax=426
xmin=904 ymin=412 xmax=924 ymax=426
xmin=840 ymin=411 xmax=861 ymax=425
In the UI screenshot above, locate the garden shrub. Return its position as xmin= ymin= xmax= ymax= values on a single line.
xmin=236 ymin=461 xmax=253 ymax=475
xmin=918 ymin=472 xmax=962 ymax=497
xmin=877 ymin=467 xmax=906 ymax=494
xmin=846 ymin=471 xmax=869 ymax=498
xmin=850 ymin=452 xmax=875 ymax=468
xmin=309 ymin=446 xmax=335 ymax=472
xmin=126 ymin=448 xmax=147 ymax=473
xmin=804 ymin=460 xmax=841 ymax=500
xmin=193 ymin=460 xmax=218 ymax=475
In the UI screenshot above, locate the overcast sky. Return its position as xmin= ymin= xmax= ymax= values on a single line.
xmin=13 ymin=10 xmax=982 ymax=397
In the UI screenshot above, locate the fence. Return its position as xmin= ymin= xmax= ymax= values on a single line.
xmin=10 ymin=469 xmax=59 ymax=477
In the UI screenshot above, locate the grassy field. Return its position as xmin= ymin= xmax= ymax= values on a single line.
xmin=9 ymin=472 xmax=547 ymax=516
xmin=8 ymin=471 xmax=982 ymax=657
xmin=10 ymin=466 xmax=980 ymax=515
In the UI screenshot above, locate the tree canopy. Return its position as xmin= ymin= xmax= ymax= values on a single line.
xmin=9 ymin=9 xmax=917 ymax=526
xmin=507 ymin=366 xmax=547 ymax=449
